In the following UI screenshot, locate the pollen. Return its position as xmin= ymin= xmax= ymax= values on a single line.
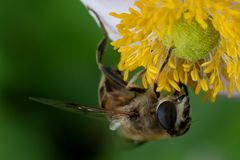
xmin=111 ymin=0 xmax=240 ymax=101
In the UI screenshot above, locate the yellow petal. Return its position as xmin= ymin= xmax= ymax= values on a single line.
xmin=184 ymin=72 xmax=188 ymax=84
xmin=179 ymin=71 xmax=185 ymax=83
xmin=164 ymin=83 xmax=172 ymax=93
xmin=236 ymin=82 xmax=240 ymax=93
xmin=173 ymin=70 xmax=179 ymax=82
xmin=195 ymin=82 xmax=202 ymax=95
xmin=204 ymin=64 xmax=214 ymax=74
xmin=124 ymin=70 xmax=129 ymax=81
xmin=168 ymin=80 xmax=181 ymax=92
xmin=168 ymin=58 xmax=176 ymax=69
xmin=200 ymin=79 xmax=209 ymax=92
xmin=201 ymin=61 xmax=212 ymax=67
xmin=142 ymin=77 xmax=148 ymax=89
xmin=209 ymin=73 xmax=216 ymax=85
xmin=182 ymin=63 xmax=193 ymax=68
xmin=191 ymin=68 xmax=199 ymax=81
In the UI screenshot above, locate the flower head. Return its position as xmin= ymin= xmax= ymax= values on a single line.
xmin=110 ymin=0 xmax=240 ymax=101
xmin=81 ymin=0 xmax=240 ymax=101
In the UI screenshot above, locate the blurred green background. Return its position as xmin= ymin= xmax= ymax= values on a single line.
xmin=1 ymin=0 xmax=240 ymax=160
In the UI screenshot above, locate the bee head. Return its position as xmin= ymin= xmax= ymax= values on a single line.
xmin=156 ymin=94 xmax=191 ymax=137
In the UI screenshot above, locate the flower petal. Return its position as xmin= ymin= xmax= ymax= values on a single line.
xmin=80 ymin=0 xmax=136 ymax=41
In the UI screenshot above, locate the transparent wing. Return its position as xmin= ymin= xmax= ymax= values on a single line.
xmin=29 ymin=97 xmax=132 ymax=117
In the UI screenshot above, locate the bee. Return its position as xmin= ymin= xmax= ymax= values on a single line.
xmin=30 ymin=10 xmax=191 ymax=144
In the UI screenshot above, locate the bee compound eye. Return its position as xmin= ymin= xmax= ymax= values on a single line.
xmin=157 ymin=101 xmax=177 ymax=130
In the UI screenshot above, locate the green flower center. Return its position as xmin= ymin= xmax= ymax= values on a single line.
xmin=162 ymin=18 xmax=220 ymax=61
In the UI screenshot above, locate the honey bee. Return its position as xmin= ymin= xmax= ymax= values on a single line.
xmin=30 ymin=10 xmax=191 ymax=144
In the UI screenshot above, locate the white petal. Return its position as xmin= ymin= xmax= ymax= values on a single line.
xmin=220 ymin=90 xmax=240 ymax=98
xmin=80 ymin=0 xmax=136 ymax=41
xmin=230 ymin=90 xmax=240 ymax=97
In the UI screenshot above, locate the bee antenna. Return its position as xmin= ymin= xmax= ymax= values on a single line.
xmin=155 ymin=46 xmax=174 ymax=83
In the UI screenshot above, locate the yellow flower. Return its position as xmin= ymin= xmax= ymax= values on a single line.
xmin=110 ymin=0 xmax=240 ymax=101
xmin=81 ymin=0 xmax=240 ymax=101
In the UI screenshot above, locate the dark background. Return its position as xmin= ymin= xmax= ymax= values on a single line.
xmin=1 ymin=0 xmax=240 ymax=160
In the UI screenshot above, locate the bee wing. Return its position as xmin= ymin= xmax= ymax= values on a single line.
xmin=29 ymin=97 xmax=132 ymax=117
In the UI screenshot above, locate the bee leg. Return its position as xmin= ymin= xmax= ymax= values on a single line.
xmin=175 ymin=82 xmax=189 ymax=96
xmin=96 ymin=37 xmax=108 ymax=68
xmin=91 ymin=9 xmax=126 ymax=87
xmin=174 ymin=83 xmax=189 ymax=103
xmin=181 ymin=83 xmax=189 ymax=96
xmin=154 ymin=46 xmax=174 ymax=84
xmin=154 ymin=83 xmax=160 ymax=98
xmin=96 ymin=37 xmax=126 ymax=87
xmin=153 ymin=47 xmax=174 ymax=97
